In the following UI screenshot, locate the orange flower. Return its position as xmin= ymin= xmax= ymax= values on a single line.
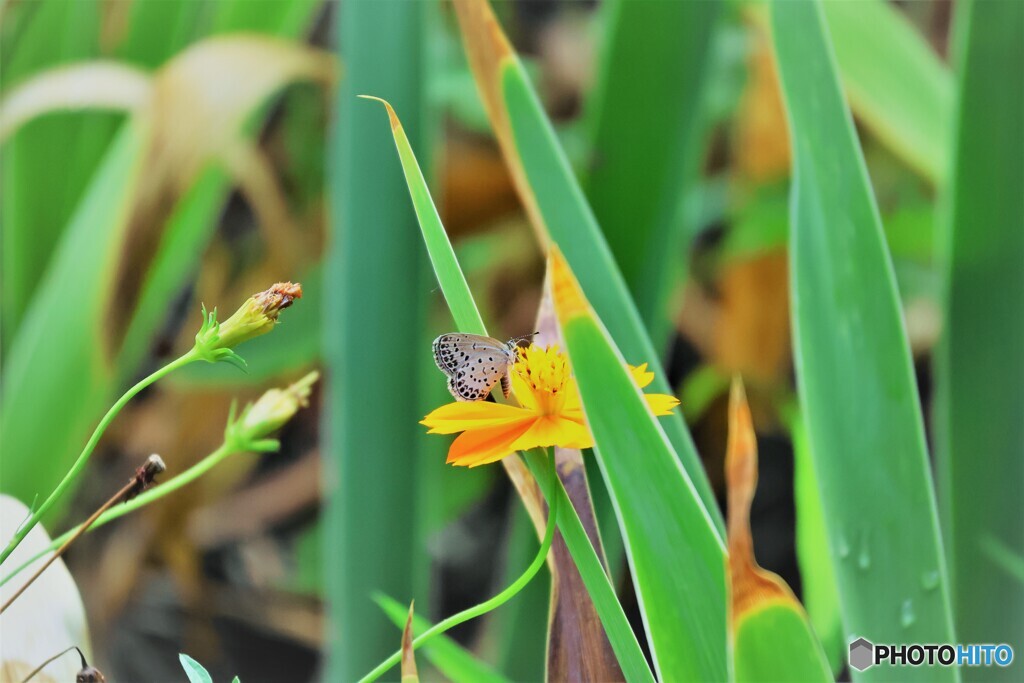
xmin=421 ymin=344 xmax=679 ymax=467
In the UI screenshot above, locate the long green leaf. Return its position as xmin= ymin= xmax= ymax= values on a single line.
xmin=585 ymin=0 xmax=720 ymax=347
xmin=0 ymin=122 xmax=145 ymax=504
xmin=1 ymin=0 xmax=121 ymax=344
xmin=451 ymin=0 xmax=723 ymax=540
xmin=324 ymin=2 xmax=429 ymax=679
xmin=550 ymin=250 xmax=726 ymax=682
xmin=772 ymin=2 xmax=956 ymax=680
xmin=935 ymin=0 xmax=1024 ymax=678
xmin=366 ymin=98 xmax=654 ymax=683
xmin=821 ymin=0 xmax=952 ymax=185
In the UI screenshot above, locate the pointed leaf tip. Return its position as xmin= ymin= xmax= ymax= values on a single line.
xmin=358 ymin=94 xmax=401 ymax=131
xmin=401 ymin=600 xmax=419 ymax=683
xmin=547 ymin=246 xmax=589 ymax=322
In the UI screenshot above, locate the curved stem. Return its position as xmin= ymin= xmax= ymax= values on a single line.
xmin=0 ymin=442 xmax=236 ymax=588
xmin=0 ymin=349 xmax=199 ymax=567
xmin=358 ymin=453 xmax=560 ymax=683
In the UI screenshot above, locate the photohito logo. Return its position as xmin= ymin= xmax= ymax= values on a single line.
xmin=849 ymin=637 xmax=1014 ymax=671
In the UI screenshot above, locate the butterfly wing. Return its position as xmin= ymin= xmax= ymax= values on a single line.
xmin=432 ymin=333 xmax=507 ymax=376
xmin=447 ymin=365 xmax=505 ymax=401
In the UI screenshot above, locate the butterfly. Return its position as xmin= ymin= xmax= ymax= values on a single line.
xmin=432 ymin=333 xmax=536 ymax=401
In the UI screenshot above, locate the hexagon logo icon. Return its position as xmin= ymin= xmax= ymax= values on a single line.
xmin=849 ymin=637 xmax=875 ymax=671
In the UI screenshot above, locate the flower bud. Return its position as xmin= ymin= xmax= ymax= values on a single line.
xmin=226 ymin=371 xmax=319 ymax=451
xmin=213 ymin=282 xmax=303 ymax=350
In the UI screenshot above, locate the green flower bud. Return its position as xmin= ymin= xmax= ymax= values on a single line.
xmin=193 ymin=282 xmax=302 ymax=366
xmin=226 ymin=371 xmax=319 ymax=452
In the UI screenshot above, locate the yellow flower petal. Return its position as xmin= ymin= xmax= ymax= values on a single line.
xmin=421 ymin=401 xmax=533 ymax=434
xmin=645 ymin=393 xmax=680 ymax=416
xmin=562 ymin=377 xmax=582 ymax=412
xmin=447 ymin=419 xmax=536 ymax=467
xmin=510 ymin=369 xmax=539 ymax=413
xmin=629 ymin=363 xmax=655 ymax=389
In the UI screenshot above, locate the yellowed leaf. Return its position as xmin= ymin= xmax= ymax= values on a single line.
xmin=0 ymin=62 xmax=151 ymax=141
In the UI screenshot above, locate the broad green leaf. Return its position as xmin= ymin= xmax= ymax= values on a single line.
xmin=935 ymin=0 xmax=1024 ymax=678
xmin=726 ymin=380 xmax=830 ymax=682
xmin=451 ymin=0 xmax=723 ymax=540
xmin=377 ymin=594 xmax=511 ymax=683
xmin=179 ymin=654 xmax=214 ymax=683
xmin=323 ymin=2 xmax=430 ymax=679
xmin=822 ymin=0 xmax=952 ymax=185
xmin=549 ymin=249 xmax=726 ymax=682
xmin=365 ymin=97 xmax=654 ymax=683
xmin=585 ymin=0 xmax=720 ymax=347
xmin=771 ymin=2 xmax=956 ymax=680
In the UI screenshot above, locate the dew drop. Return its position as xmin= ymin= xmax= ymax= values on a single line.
xmin=900 ymin=599 xmax=916 ymax=628
xmin=857 ymin=531 xmax=871 ymax=570
xmin=921 ymin=570 xmax=940 ymax=591
xmin=837 ymin=533 xmax=851 ymax=559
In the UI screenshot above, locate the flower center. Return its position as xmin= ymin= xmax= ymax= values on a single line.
xmin=513 ymin=345 xmax=570 ymax=415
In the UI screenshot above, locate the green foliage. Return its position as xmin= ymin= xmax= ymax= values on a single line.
xmin=772 ymin=1 xmax=956 ymax=679
xmin=555 ymin=295 xmax=726 ymax=681
xmin=376 ymin=594 xmax=511 ymax=683
xmin=585 ymin=0 xmax=721 ymax=348
xmin=734 ymin=604 xmax=831 ymax=682
xmin=935 ymin=0 xmax=1024 ymax=678
xmin=323 ymin=2 xmax=429 ymax=680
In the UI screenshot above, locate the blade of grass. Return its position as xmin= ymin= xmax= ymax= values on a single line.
xmin=771 ymin=2 xmax=957 ymax=679
xmin=934 ymin=0 xmax=1024 ymax=678
xmin=585 ymin=0 xmax=720 ymax=349
xmin=549 ymin=249 xmax=726 ymax=681
xmin=451 ymin=0 xmax=723 ymax=540
xmin=323 ymin=2 xmax=429 ymax=679
xmin=366 ymin=98 xmax=653 ymax=683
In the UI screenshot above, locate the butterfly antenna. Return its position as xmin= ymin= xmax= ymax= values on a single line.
xmin=510 ymin=331 xmax=540 ymax=346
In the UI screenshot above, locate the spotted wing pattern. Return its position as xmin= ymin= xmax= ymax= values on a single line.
xmin=447 ymin=366 xmax=505 ymax=401
xmin=432 ymin=333 xmax=515 ymax=402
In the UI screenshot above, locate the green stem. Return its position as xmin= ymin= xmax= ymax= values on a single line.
xmin=0 ymin=349 xmax=199 ymax=567
xmin=358 ymin=453 xmax=560 ymax=683
xmin=0 ymin=442 xmax=237 ymax=588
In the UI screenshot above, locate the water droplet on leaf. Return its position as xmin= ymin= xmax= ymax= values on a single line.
xmin=901 ymin=599 xmax=916 ymax=628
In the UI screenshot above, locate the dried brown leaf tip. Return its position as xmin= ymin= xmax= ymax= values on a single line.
xmin=726 ymin=377 xmax=795 ymax=621
xmin=401 ymin=600 xmax=419 ymax=683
